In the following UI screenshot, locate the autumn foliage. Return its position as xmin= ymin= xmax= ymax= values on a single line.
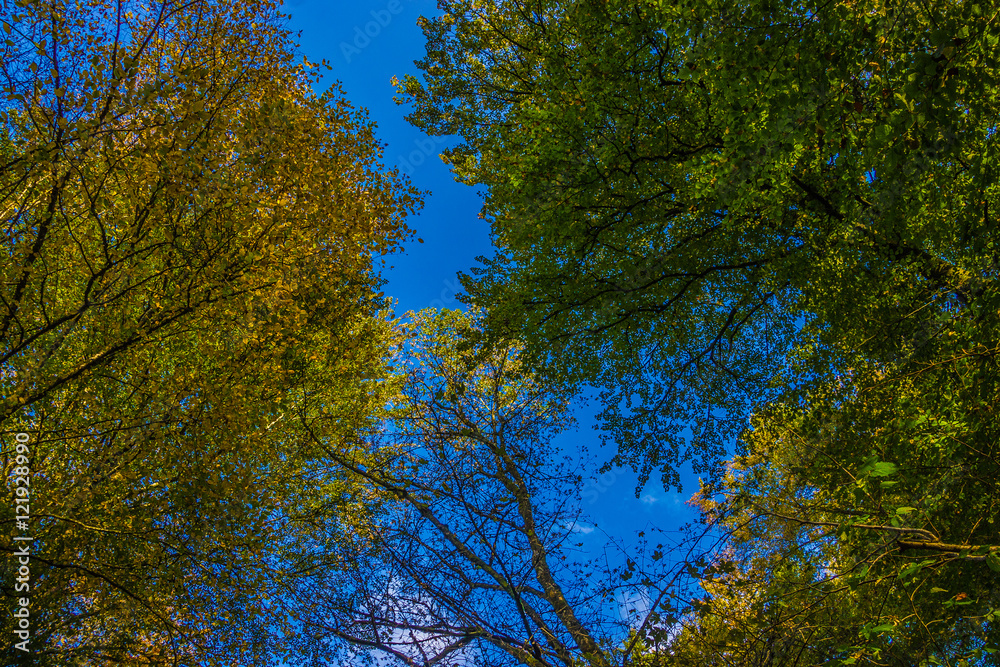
xmin=3 ymin=0 xmax=999 ymax=664
xmin=1 ymin=0 xmax=418 ymax=662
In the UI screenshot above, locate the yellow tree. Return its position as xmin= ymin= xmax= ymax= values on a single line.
xmin=0 ymin=0 xmax=419 ymax=663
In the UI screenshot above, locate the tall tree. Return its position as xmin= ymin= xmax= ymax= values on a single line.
xmin=0 ymin=0 xmax=419 ymax=662
xmin=672 ymin=317 xmax=1000 ymax=666
xmin=395 ymin=0 xmax=999 ymax=659
xmin=394 ymin=0 xmax=998 ymax=489
xmin=285 ymin=309 xmax=704 ymax=667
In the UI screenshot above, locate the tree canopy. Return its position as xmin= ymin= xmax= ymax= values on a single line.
xmin=287 ymin=309 xmax=705 ymax=667
xmin=3 ymin=0 xmax=998 ymax=663
xmin=1 ymin=0 xmax=418 ymax=662
xmin=395 ymin=0 xmax=998 ymax=489
xmin=389 ymin=0 xmax=999 ymax=664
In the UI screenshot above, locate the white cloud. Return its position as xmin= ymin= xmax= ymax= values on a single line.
xmin=565 ymin=521 xmax=596 ymax=534
xmin=617 ymin=589 xmax=653 ymax=625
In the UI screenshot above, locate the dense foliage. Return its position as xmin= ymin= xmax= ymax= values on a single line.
xmin=3 ymin=0 xmax=998 ymax=664
xmin=0 ymin=0 xmax=418 ymax=662
xmin=392 ymin=0 xmax=999 ymax=664
xmin=396 ymin=0 xmax=998 ymax=489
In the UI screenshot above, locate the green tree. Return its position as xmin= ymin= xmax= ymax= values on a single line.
xmin=674 ymin=318 xmax=1000 ymax=666
xmin=0 ymin=0 xmax=419 ymax=662
xmin=395 ymin=0 xmax=998 ymax=490
xmin=396 ymin=0 xmax=999 ymax=660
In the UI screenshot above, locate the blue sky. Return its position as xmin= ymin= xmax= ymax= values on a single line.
xmin=281 ymin=0 xmax=696 ymax=561
xmin=284 ymin=0 xmax=487 ymax=316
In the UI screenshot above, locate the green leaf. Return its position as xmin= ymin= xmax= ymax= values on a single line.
xmin=986 ymin=553 xmax=1000 ymax=573
xmin=870 ymin=462 xmax=898 ymax=477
